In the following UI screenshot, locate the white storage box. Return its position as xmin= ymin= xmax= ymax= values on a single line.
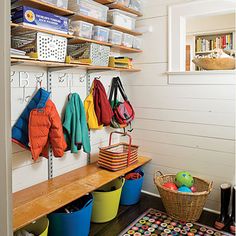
xmin=109 ymin=30 xmax=123 ymax=45
xmin=68 ymin=0 xmax=108 ymax=21
xmin=129 ymin=0 xmax=142 ymax=12
xmin=67 ymin=43 xmax=110 ymax=66
xmin=40 ymin=0 xmax=69 ymax=9
xmin=113 ymin=0 xmax=130 ymax=7
xmin=122 ymin=33 xmax=134 ymax=48
xmin=133 ymin=36 xmax=142 ymax=49
xmin=12 ymin=32 xmax=67 ymax=62
xmin=71 ymin=21 xmax=93 ymax=38
xmin=108 ymin=9 xmax=136 ymax=30
xmin=93 ymin=26 xmax=110 ymax=42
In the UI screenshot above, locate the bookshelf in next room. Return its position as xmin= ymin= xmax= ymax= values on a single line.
xmin=195 ymin=32 xmax=234 ymax=54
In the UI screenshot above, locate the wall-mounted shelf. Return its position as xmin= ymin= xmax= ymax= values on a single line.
xmin=69 ymin=37 xmax=142 ymax=53
xmin=111 ymin=25 xmax=142 ymax=36
xmin=11 ymin=23 xmax=73 ymax=39
xmin=108 ymin=3 xmax=143 ymax=17
xmin=11 ymin=58 xmax=141 ymax=72
xmin=14 ymin=0 xmax=75 ymax=16
xmin=71 ymin=14 xmax=112 ymax=27
xmin=94 ymin=0 xmax=115 ymax=3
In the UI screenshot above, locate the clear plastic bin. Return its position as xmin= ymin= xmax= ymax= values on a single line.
xmin=40 ymin=0 xmax=68 ymax=9
xmin=108 ymin=9 xmax=136 ymax=30
xmin=122 ymin=33 xmax=134 ymax=48
xmin=133 ymin=36 xmax=142 ymax=49
xmin=71 ymin=21 xmax=93 ymax=39
xmin=129 ymin=0 xmax=142 ymax=12
xmin=68 ymin=0 xmax=108 ymax=21
xmin=92 ymin=26 xmax=110 ymax=42
xmin=113 ymin=0 xmax=130 ymax=7
xmin=109 ymin=30 xmax=123 ymax=45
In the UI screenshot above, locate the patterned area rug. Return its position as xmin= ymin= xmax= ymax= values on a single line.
xmin=118 ymin=208 xmax=233 ymax=236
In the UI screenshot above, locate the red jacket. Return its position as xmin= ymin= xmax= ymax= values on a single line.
xmin=29 ymin=99 xmax=67 ymax=161
xmin=93 ymin=79 xmax=113 ymax=126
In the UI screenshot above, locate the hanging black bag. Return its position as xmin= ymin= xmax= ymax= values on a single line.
xmin=109 ymin=77 xmax=135 ymax=129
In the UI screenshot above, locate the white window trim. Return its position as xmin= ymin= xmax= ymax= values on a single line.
xmin=168 ymin=0 xmax=236 ymax=72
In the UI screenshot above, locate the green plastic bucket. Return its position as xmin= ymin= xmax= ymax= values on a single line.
xmin=15 ymin=217 xmax=49 ymax=236
xmin=91 ymin=178 xmax=124 ymax=223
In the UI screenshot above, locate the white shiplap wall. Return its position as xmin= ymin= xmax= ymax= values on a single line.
xmin=122 ymin=0 xmax=235 ymax=212
xmin=11 ymin=64 xmax=120 ymax=192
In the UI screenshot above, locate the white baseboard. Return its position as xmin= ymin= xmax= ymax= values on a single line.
xmin=141 ymin=190 xmax=220 ymax=215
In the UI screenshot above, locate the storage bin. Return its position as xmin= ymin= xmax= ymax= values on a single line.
xmin=113 ymin=0 xmax=130 ymax=7
xmin=91 ymin=178 xmax=124 ymax=223
xmin=92 ymin=26 xmax=110 ymax=42
xmin=120 ymin=171 xmax=144 ymax=205
xmin=14 ymin=217 xmax=49 ymax=236
xmin=40 ymin=0 xmax=69 ymax=9
xmin=67 ymin=43 xmax=110 ymax=66
xmin=68 ymin=0 xmax=108 ymax=21
xmin=129 ymin=0 xmax=142 ymax=12
xmin=48 ymin=194 xmax=93 ymax=236
xmin=122 ymin=33 xmax=134 ymax=48
xmin=108 ymin=9 xmax=136 ymax=30
xmin=71 ymin=20 xmax=93 ymax=38
xmin=133 ymin=36 xmax=142 ymax=49
xmin=109 ymin=29 xmax=123 ymax=45
xmin=11 ymin=32 xmax=67 ymax=62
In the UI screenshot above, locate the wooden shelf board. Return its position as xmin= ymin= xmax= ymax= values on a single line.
xmin=112 ymin=44 xmax=142 ymax=53
xmin=11 ymin=23 xmax=73 ymax=39
xmin=108 ymin=3 xmax=143 ymax=17
xmin=111 ymin=25 xmax=142 ymax=36
xmin=11 ymin=58 xmax=141 ymax=72
xmin=94 ymin=0 xmax=115 ymax=4
xmin=13 ymin=156 xmax=151 ymax=231
xmin=14 ymin=0 xmax=74 ymax=16
xmin=69 ymin=37 xmax=112 ymax=46
xmin=68 ymin=37 xmax=142 ymax=53
xmin=71 ymin=14 xmax=112 ymax=27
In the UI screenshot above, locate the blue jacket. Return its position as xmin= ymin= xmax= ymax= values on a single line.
xmin=63 ymin=93 xmax=91 ymax=154
xmin=12 ymin=88 xmax=50 ymax=149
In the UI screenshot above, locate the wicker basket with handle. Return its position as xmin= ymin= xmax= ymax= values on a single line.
xmin=153 ymin=171 xmax=213 ymax=222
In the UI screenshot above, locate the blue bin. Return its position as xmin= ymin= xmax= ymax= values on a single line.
xmin=48 ymin=193 xmax=93 ymax=236
xmin=120 ymin=171 xmax=144 ymax=205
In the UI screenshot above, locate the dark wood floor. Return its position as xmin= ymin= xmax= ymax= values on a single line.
xmin=90 ymin=193 xmax=220 ymax=236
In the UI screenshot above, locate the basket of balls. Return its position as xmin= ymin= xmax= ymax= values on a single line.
xmin=153 ymin=171 xmax=213 ymax=222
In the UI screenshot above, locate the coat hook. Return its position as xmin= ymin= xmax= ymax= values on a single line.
xmin=79 ymin=74 xmax=86 ymax=82
xmin=11 ymin=71 xmax=16 ymax=82
xmin=35 ymin=73 xmax=44 ymax=87
xmin=58 ymin=73 xmax=67 ymax=83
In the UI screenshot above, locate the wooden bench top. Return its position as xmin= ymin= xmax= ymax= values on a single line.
xmin=13 ymin=156 xmax=151 ymax=231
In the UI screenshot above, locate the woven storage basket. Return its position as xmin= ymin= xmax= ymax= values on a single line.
xmin=192 ymin=57 xmax=236 ymax=70
xmin=154 ymin=171 xmax=213 ymax=222
xmin=98 ymin=131 xmax=138 ymax=171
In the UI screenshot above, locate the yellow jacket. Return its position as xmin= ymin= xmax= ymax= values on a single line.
xmin=84 ymin=84 xmax=103 ymax=130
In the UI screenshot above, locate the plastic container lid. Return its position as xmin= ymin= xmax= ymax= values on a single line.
xmin=108 ymin=9 xmax=137 ymax=19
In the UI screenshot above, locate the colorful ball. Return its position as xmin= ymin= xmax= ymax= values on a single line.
xmin=178 ymin=186 xmax=192 ymax=193
xmin=162 ymin=182 xmax=178 ymax=191
xmin=190 ymin=186 xmax=197 ymax=193
xmin=175 ymin=171 xmax=194 ymax=188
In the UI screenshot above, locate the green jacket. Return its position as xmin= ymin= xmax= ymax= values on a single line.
xmin=63 ymin=93 xmax=91 ymax=154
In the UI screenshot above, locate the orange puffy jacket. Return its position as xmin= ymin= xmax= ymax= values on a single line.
xmin=29 ymin=99 xmax=67 ymax=161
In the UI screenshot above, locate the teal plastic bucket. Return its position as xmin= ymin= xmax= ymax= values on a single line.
xmin=120 ymin=171 xmax=144 ymax=205
xmin=48 ymin=194 xmax=93 ymax=236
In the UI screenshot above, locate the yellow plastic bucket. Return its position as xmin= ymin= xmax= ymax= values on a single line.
xmin=15 ymin=217 xmax=49 ymax=236
xmin=91 ymin=178 xmax=125 ymax=223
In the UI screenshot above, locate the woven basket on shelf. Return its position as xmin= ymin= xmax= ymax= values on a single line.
xmin=192 ymin=57 xmax=236 ymax=70
xmin=153 ymin=171 xmax=213 ymax=222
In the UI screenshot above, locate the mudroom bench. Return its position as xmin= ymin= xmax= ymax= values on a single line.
xmin=13 ymin=156 xmax=151 ymax=231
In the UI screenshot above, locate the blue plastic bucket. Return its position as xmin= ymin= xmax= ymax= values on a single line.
xmin=120 ymin=171 xmax=144 ymax=205
xmin=48 ymin=193 xmax=93 ymax=236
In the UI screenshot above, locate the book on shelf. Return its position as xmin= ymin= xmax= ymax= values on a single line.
xmin=195 ymin=33 xmax=233 ymax=53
